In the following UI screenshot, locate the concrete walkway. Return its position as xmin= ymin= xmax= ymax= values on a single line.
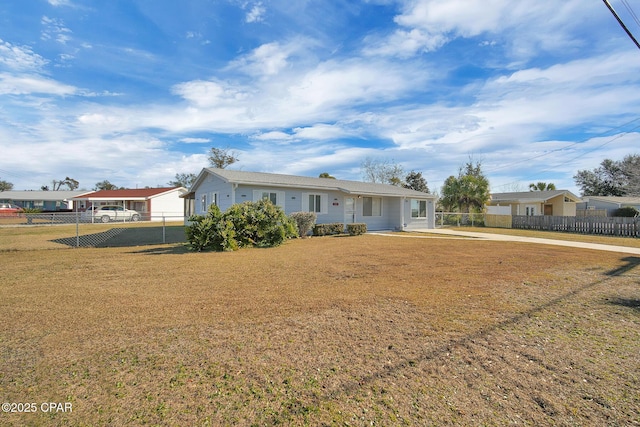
xmin=371 ymin=229 xmax=640 ymax=255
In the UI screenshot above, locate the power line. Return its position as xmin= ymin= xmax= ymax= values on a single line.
xmin=492 ymin=123 xmax=640 ymax=190
xmin=602 ymin=0 xmax=640 ymax=50
xmin=483 ymin=116 xmax=640 ymax=175
xmin=621 ymin=0 xmax=640 ymax=29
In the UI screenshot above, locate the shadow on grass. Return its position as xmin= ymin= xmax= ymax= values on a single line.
xmin=315 ymin=254 xmax=639 ymax=405
xmin=606 ymin=297 xmax=640 ymax=312
xmin=605 ymin=256 xmax=640 ymax=277
xmin=129 ymin=245 xmax=191 ymax=255
xmin=51 ymin=226 xmax=187 ymax=248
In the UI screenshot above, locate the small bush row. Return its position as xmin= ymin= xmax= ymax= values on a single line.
xmin=346 ymin=223 xmax=367 ymax=235
xmin=313 ymin=223 xmax=344 ymax=236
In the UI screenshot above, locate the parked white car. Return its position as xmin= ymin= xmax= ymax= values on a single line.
xmin=83 ymin=205 xmax=141 ymax=223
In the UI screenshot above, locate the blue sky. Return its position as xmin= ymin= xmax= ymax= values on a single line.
xmin=1 ymin=0 xmax=639 ymax=194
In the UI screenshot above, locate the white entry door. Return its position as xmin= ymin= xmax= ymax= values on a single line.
xmin=344 ymin=197 xmax=356 ymax=224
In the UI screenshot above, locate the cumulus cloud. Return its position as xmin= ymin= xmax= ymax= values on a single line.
xmin=367 ymin=0 xmax=600 ymax=60
xmin=231 ymin=42 xmax=290 ymax=76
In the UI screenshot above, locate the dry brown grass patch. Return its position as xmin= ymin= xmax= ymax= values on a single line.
xmin=1 ymin=234 xmax=639 ymax=425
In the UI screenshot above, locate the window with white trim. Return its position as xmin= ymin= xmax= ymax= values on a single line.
xmin=363 ymin=197 xmax=382 ymax=217
xmin=200 ymin=194 xmax=207 ymax=213
xmin=253 ymin=190 xmax=285 ymax=207
xmin=302 ymin=193 xmax=328 ymax=214
xmin=200 ymin=192 xmax=218 ymax=213
xmin=411 ymin=199 xmax=427 ymax=218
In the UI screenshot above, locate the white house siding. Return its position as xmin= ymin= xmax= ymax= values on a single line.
xmin=235 ymin=185 xmax=347 ymax=225
xmin=403 ymin=198 xmax=435 ymax=231
xmin=192 ymin=171 xmax=437 ymax=231
xmin=149 ymin=191 xmax=186 ymax=219
xmin=195 ymin=175 xmax=233 ymax=214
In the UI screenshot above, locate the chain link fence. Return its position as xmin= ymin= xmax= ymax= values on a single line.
xmin=435 ymin=212 xmax=485 ymax=228
xmin=0 ymin=213 xmax=188 ymax=249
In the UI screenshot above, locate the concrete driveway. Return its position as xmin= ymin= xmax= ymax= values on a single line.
xmin=372 ymin=229 xmax=640 ymax=255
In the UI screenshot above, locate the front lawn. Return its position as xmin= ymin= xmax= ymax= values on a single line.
xmin=1 ymin=234 xmax=638 ymax=425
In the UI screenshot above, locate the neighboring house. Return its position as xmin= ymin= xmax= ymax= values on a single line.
xmin=488 ymin=190 xmax=581 ymax=216
xmin=74 ymin=187 xmax=187 ymax=221
xmin=0 ymin=190 xmax=92 ymax=211
xmin=185 ymin=168 xmax=437 ymax=231
xmin=577 ymin=196 xmax=640 ymax=216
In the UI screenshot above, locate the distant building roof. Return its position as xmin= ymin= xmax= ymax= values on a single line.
xmin=581 ymin=196 xmax=640 ymax=205
xmin=0 ymin=190 xmax=92 ymax=201
xmin=490 ymin=190 xmax=581 ymax=203
xmin=194 ymin=168 xmax=435 ymax=198
xmin=75 ymin=187 xmax=186 ymax=200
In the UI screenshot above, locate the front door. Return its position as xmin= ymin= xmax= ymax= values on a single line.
xmin=544 ymin=204 xmax=553 ymax=216
xmin=344 ymin=197 xmax=356 ymax=224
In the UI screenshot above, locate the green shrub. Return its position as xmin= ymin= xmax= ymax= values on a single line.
xmin=185 ymin=200 xmax=297 ymax=251
xmin=312 ymin=223 xmax=345 ymax=236
xmin=289 ymin=212 xmax=317 ymax=237
xmin=612 ymin=206 xmax=639 ymax=217
xmin=21 ymin=207 xmax=42 ymax=213
xmin=346 ymin=223 xmax=367 ymax=236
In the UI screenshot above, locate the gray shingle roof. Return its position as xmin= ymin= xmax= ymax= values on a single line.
xmin=582 ymin=196 xmax=640 ymax=204
xmin=204 ymin=168 xmax=435 ymax=198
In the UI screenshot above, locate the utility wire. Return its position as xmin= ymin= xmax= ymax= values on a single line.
xmin=621 ymin=0 xmax=640 ymax=29
xmin=492 ymin=123 xmax=640 ymax=190
xmin=483 ymin=116 xmax=640 ymax=175
xmin=602 ymin=0 xmax=640 ymax=50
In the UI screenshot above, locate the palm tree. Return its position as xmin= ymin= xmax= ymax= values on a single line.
xmin=529 ymin=182 xmax=556 ymax=191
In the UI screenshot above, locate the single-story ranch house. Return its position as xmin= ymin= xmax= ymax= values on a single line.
xmin=0 ymin=190 xmax=92 ymax=211
xmin=184 ymin=168 xmax=437 ymax=231
xmin=577 ymin=196 xmax=640 ymax=216
xmin=487 ymin=190 xmax=581 ymax=216
xmin=74 ymin=187 xmax=187 ymax=221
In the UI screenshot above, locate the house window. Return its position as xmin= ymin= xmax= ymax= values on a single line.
xmin=526 ymin=206 xmax=536 ymax=216
xmin=262 ymin=191 xmax=277 ymax=205
xmin=309 ymin=194 xmax=321 ymax=213
xmin=253 ymin=190 xmax=284 ymax=207
xmin=303 ymin=193 xmax=328 ymax=214
xmin=200 ymin=193 xmax=218 ymax=213
xmin=363 ymin=197 xmax=382 ymax=217
xmin=411 ymin=199 xmax=427 ymax=218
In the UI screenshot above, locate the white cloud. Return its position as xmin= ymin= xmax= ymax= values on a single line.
xmin=47 ymin=0 xmax=73 ymax=6
xmin=229 ymin=41 xmax=304 ymax=77
xmin=363 ymin=28 xmax=448 ymax=57
xmin=0 ymin=39 xmax=48 ymax=71
xmin=293 ymin=124 xmax=350 ymax=140
xmin=368 ymin=0 xmax=600 ymax=60
xmin=179 ymin=137 xmax=211 ymax=144
xmin=41 ymin=16 xmax=73 ymax=45
xmin=0 ymin=72 xmax=77 ymax=95
xmin=246 ymin=2 xmax=266 ymax=23
xmin=171 ymin=80 xmax=249 ymax=108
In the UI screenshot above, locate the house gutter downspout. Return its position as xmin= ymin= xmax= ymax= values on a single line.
xmin=401 ymin=197 xmax=405 ymax=231
xmin=231 ymin=183 xmax=237 ymax=205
